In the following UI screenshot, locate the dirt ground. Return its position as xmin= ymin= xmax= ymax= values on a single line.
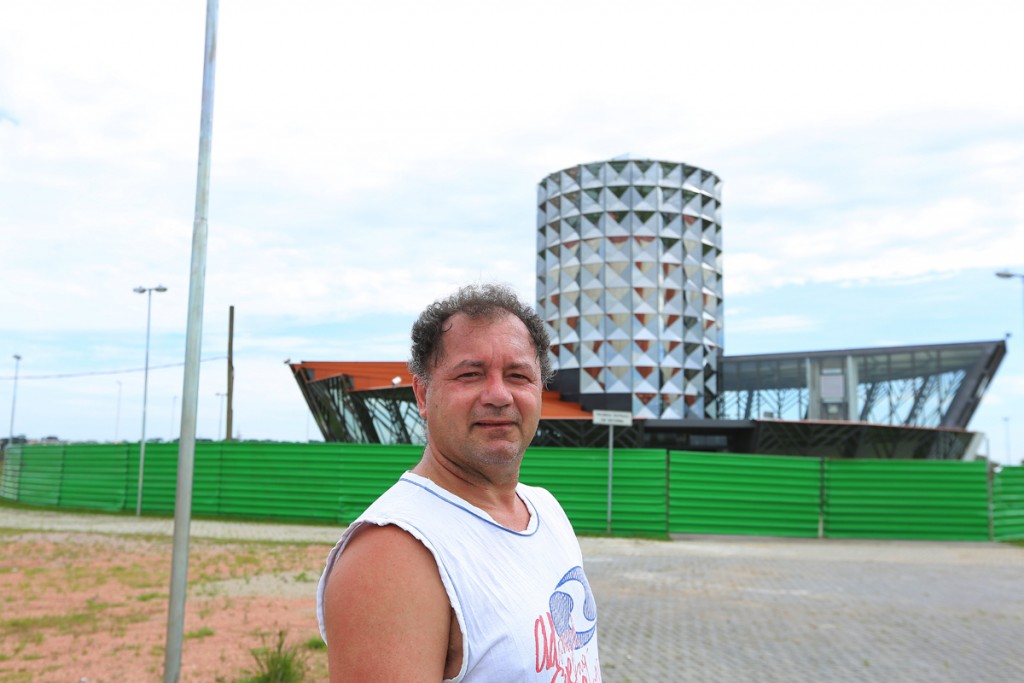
xmin=0 ymin=528 xmax=330 ymax=683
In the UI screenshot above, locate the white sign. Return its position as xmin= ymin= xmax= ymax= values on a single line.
xmin=592 ymin=409 xmax=633 ymax=427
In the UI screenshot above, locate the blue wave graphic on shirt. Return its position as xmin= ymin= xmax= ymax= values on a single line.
xmin=548 ymin=566 xmax=597 ymax=648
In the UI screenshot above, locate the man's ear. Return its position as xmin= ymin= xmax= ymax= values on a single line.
xmin=412 ymin=374 xmax=429 ymax=419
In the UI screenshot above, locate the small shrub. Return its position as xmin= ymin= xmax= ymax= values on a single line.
xmin=303 ymin=636 xmax=326 ymax=652
xmin=237 ymin=630 xmax=306 ymax=683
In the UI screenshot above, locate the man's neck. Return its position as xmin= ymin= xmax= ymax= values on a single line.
xmin=412 ymin=448 xmax=530 ymax=531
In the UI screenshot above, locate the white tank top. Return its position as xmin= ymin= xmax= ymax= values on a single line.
xmin=317 ymin=472 xmax=602 ymax=682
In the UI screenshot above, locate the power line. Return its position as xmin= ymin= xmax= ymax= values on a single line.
xmin=0 ymin=356 xmax=228 ymax=381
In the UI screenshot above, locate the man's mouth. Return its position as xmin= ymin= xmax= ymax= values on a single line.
xmin=474 ymin=418 xmax=518 ymax=428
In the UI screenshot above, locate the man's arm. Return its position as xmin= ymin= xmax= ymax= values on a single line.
xmin=322 ymin=524 xmax=455 ymax=682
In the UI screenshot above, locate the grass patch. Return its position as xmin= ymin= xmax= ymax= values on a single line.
xmin=136 ymin=592 xmax=165 ymax=602
xmin=185 ymin=627 xmax=215 ymax=640
xmin=303 ymin=637 xmax=326 ymax=652
xmin=109 ymin=562 xmax=164 ymax=589
xmin=237 ymin=631 xmax=307 ymax=683
xmin=1 ymin=610 xmax=99 ymax=639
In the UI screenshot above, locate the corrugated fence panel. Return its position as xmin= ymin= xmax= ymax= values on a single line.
xmin=129 ymin=443 xmax=181 ymax=515
xmin=824 ymin=459 xmax=990 ymax=541
xmin=520 ymin=448 xmax=667 ymax=537
xmin=215 ymin=442 xmax=366 ymax=524
xmin=994 ymin=465 xmax=1024 ymax=541
xmin=334 ymin=445 xmax=423 ymax=524
xmin=11 ymin=445 xmax=64 ymax=507
xmin=0 ymin=446 xmax=23 ymax=500
xmin=58 ymin=444 xmax=130 ymax=512
xmin=520 ymin=447 xmax=612 ymax=535
xmin=606 ymin=449 xmax=668 ymax=538
xmin=192 ymin=442 xmax=224 ymax=518
xmin=669 ymin=451 xmax=821 ymax=537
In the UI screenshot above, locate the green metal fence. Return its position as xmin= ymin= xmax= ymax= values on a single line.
xmin=2 ymin=443 xmax=1022 ymax=542
xmin=0 ymin=443 xmax=669 ymax=537
xmin=669 ymin=451 xmax=822 ymax=537
xmin=0 ymin=442 xmax=423 ymax=524
xmin=521 ymin=447 xmax=667 ymax=537
xmin=994 ymin=465 xmax=1024 ymax=541
xmin=823 ymin=459 xmax=992 ymax=541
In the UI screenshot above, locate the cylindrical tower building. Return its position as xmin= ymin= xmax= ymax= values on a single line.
xmin=536 ymin=156 xmax=723 ymax=419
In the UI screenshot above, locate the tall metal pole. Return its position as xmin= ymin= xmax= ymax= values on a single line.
xmin=606 ymin=425 xmax=614 ymax=535
xmin=135 ymin=285 xmax=167 ymax=516
xmin=8 ymin=354 xmax=21 ymax=449
xmin=226 ymin=305 xmax=234 ymax=441
xmin=164 ymin=1 xmax=218 ymax=680
xmin=996 ymin=271 xmax=1024 ymax=464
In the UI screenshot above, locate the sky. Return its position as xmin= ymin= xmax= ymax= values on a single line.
xmin=2 ymin=0 xmax=1023 ymax=464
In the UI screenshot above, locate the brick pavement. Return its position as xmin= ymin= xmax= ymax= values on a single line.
xmin=583 ymin=536 xmax=1024 ymax=682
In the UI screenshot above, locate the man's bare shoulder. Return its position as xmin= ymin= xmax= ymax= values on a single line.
xmin=322 ymin=524 xmax=453 ymax=682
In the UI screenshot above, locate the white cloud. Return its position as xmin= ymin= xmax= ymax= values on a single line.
xmin=725 ymin=314 xmax=817 ymax=336
xmin=4 ymin=0 xmax=1024 ymax=442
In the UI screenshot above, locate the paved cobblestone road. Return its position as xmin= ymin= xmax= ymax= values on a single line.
xmin=3 ymin=507 xmax=1022 ymax=682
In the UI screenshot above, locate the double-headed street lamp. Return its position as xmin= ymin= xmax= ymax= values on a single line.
xmin=135 ymin=284 xmax=167 ymax=516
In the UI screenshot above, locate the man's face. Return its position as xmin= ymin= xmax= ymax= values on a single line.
xmin=412 ymin=312 xmax=543 ymax=474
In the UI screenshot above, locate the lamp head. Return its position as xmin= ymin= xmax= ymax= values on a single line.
xmin=155 ymin=285 xmax=168 ymax=293
xmin=996 ymin=271 xmax=1014 ymax=279
xmin=133 ymin=286 xmax=146 ymax=294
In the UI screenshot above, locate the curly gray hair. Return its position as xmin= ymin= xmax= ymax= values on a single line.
xmin=408 ymin=283 xmax=554 ymax=385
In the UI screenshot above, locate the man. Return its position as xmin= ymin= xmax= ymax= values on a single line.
xmin=317 ymin=283 xmax=602 ymax=682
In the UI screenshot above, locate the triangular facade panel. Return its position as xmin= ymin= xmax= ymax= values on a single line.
xmin=537 ymin=157 xmax=723 ymax=422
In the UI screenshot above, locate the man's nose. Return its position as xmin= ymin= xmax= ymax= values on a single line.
xmin=480 ymin=373 xmax=513 ymax=406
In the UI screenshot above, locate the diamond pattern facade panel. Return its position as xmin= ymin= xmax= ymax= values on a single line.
xmin=537 ymin=158 xmax=724 ymax=419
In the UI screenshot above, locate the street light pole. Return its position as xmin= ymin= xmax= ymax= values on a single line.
xmin=8 ymin=354 xmax=21 ymax=450
xmin=996 ymin=271 xmax=1024 ymax=465
xmin=135 ymin=284 xmax=167 ymax=516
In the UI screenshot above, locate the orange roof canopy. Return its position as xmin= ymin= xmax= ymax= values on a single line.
xmin=291 ymin=361 xmax=591 ymax=420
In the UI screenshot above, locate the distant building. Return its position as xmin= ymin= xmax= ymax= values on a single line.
xmin=288 ymin=156 xmax=1006 ymax=460
xmin=536 ymin=157 xmax=723 ymax=420
xmin=290 ymin=339 xmax=1003 ymax=459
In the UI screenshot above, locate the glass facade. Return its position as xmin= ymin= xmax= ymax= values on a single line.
xmin=719 ymin=343 xmax=999 ymax=429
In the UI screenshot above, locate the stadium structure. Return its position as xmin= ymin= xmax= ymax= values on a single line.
xmin=289 ymin=157 xmax=1006 ymax=460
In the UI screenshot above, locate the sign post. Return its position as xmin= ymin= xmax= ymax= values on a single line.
xmin=592 ymin=410 xmax=633 ymax=534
